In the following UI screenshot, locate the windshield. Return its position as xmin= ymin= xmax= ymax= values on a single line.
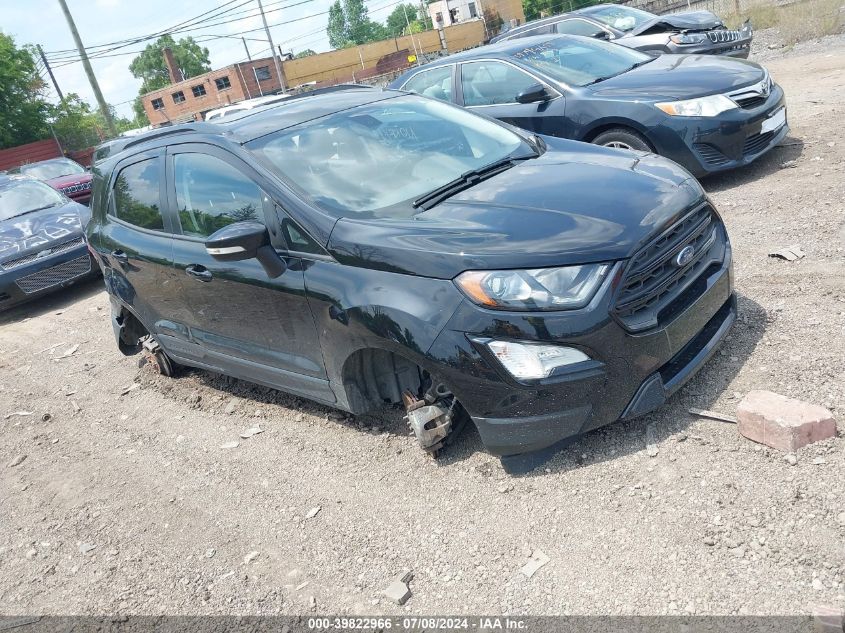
xmin=512 ymin=36 xmax=651 ymax=86
xmin=246 ymin=96 xmax=529 ymax=218
xmin=0 ymin=179 xmax=65 ymax=221
xmin=583 ymin=5 xmax=655 ymax=32
xmin=19 ymin=158 xmax=85 ymax=180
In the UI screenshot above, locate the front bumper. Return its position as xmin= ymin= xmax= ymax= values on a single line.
xmin=0 ymin=245 xmax=99 ymax=311
xmin=427 ymin=210 xmax=734 ymax=460
xmin=651 ymin=84 xmax=789 ymax=177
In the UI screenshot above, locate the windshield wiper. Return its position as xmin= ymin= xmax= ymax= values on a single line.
xmin=413 ymin=153 xmax=535 ymax=211
xmin=584 ymin=58 xmax=655 ymax=86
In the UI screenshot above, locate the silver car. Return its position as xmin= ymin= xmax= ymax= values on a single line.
xmin=491 ymin=3 xmax=753 ymax=58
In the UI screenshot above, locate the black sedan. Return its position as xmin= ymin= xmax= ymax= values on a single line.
xmin=491 ymin=3 xmax=753 ymax=58
xmin=389 ymin=35 xmax=787 ymax=177
xmin=0 ymin=175 xmax=98 ymax=310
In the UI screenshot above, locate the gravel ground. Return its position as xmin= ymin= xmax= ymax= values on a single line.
xmin=1 ymin=42 xmax=844 ymax=618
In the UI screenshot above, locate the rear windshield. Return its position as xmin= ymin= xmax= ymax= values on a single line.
xmin=0 ymin=179 xmax=65 ymax=221
xmin=18 ymin=158 xmax=85 ymax=180
xmin=246 ymin=95 xmax=529 ymax=219
xmin=582 ymin=5 xmax=654 ymax=32
xmin=512 ymin=36 xmax=650 ymax=86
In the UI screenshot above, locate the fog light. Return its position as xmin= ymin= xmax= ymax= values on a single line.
xmin=486 ymin=340 xmax=590 ymax=380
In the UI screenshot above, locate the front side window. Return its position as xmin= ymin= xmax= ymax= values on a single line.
xmin=461 ymin=61 xmax=539 ymax=106
xmin=151 ymin=98 xmax=164 ymax=110
xmin=174 ymin=153 xmax=264 ymax=238
xmin=554 ymin=19 xmax=608 ymax=38
xmin=0 ymin=179 xmax=64 ymax=222
xmin=246 ymin=95 xmax=530 ymax=219
xmin=401 ymin=66 xmax=453 ymax=102
xmin=112 ymin=159 xmax=164 ymax=231
xmin=215 ymin=76 xmax=231 ymax=90
xmin=512 ymin=36 xmax=651 ymax=86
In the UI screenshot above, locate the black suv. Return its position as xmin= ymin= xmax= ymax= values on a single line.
xmin=88 ymin=87 xmax=736 ymax=470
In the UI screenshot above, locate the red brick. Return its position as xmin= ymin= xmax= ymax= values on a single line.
xmin=737 ymin=390 xmax=837 ymax=452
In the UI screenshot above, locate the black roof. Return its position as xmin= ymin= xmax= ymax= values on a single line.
xmin=95 ymin=85 xmax=393 ymax=164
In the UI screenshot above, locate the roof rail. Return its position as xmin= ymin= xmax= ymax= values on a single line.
xmin=120 ymin=124 xmax=208 ymax=151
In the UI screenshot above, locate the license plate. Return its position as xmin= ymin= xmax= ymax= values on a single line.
xmin=761 ymin=107 xmax=786 ymax=134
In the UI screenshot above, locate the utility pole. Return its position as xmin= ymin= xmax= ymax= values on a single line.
xmin=242 ymin=37 xmax=252 ymax=61
xmin=37 ymin=44 xmax=65 ymax=102
xmin=256 ymin=0 xmax=286 ymax=91
xmin=56 ymin=0 xmax=117 ymax=135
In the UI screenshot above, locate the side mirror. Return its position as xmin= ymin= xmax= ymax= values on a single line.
xmin=205 ymin=221 xmax=286 ymax=278
xmin=593 ymin=31 xmax=611 ymax=40
xmin=516 ymin=83 xmax=551 ymax=104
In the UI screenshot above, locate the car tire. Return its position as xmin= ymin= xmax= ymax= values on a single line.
xmin=592 ymin=128 xmax=652 ymax=152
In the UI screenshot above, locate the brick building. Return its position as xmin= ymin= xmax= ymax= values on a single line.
xmin=141 ymin=55 xmax=286 ymax=127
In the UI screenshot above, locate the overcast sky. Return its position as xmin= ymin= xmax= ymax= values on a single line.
xmin=4 ymin=0 xmax=405 ymax=119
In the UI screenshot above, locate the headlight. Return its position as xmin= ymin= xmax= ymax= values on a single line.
xmin=455 ymin=264 xmax=610 ymax=311
xmin=655 ymin=94 xmax=737 ymax=117
xmin=485 ymin=340 xmax=590 ymax=380
xmin=669 ymin=33 xmax=707 ymax=45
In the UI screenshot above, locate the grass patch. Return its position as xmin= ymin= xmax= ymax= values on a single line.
xmin=724 ymin=0 xmax=845 ymax=44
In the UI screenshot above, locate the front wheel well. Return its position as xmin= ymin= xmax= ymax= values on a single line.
xmin=583 ymin=123 xmax=655 ymax=151
xmin=340 ymin=348 xmax=428 ymax=414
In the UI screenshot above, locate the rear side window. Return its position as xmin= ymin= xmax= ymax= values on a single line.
xmin=112 ymin=159 xmax=164 ymax=231
xmin=402 ymin=66 xmax=453 ymax=102
xmin=174 ymin=153 xmax=265 ymax=238
xmin=555 ymin=19 xmax=607 ymax=37
xmin=461 ymin=61 xmax=539 ymax=106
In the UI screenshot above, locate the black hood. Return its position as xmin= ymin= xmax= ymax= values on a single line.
xmin=629 ymin=10 xmax=723 ymax=36
xmin=0 ymin=202 xmax=89 ymax=261
xmin=328 ymin=140 xmax=705 ymax=279
xmin=589 ymin=54 xmax=765 ymax=100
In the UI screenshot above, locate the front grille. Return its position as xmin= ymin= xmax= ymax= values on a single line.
xmin=612 ymin=204 xmax=725 ymax=332
xmin=0 ymin=237 xmax=85 ymax=271
xmin=693 ymin=143 xmax=731 ymax=166
xmin=59 ymin=181 xmax=92 ymax=195
xmin=735 ymin=95 xmax=766 ymax=109
xmin=707 ymin=29 xmax=741 ymax=43
xmin=743 ymin=131 xmax=774 ymax=156
xmin=15 ymin=255 xmax=91 ymax=294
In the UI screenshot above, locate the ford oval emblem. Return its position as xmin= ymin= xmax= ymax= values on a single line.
xmin=675 ymin=245 xmax=695 ymax=267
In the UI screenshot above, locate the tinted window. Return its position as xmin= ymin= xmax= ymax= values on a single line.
xmin=113 ymin=159 xmax=164 ymax=231
xmin=402 ymin=66 xmax=453 ymax=102
xmin=174 ymin=153 xmax=264 ymax=238
xmin=461 ymin=61 xmax=540 ymax=106
xmin=512 ymin=36 xmax=651 ymax=87
xmin=555 ymin=19 xmax=607 ymax=37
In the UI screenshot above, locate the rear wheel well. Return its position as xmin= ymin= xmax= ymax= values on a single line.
xmin=584 ymin=124 xmax=655 ymax=151
xmin=114 ymin=305 xmax=149 ymax=355
xmin=341 ymin=348 xmax=429 ymax=414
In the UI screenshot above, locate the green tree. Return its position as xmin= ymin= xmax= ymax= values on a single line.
xmin=0 ymin=33 xmax=50 ymax=149
xmin=327 ymin=0 xmax=388 ymax=48
xmin=129 ymin=34 xmax=211 ymax=121
xmin=294 ymin=49 xmax=317 ymax=58
xmin=385 ymin=4 xmax=418 ymax=36
xmin=49 ymin=93 xmax=135 ymax=151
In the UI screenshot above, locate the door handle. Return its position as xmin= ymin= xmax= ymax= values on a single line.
xmin=111 ymin=249 xmax=129 ymax=263
xmin=185 ymin=264 xmax=213 ymax=282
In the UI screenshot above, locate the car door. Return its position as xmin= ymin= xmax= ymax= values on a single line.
xmin=98 ymin=150 xmax=181 ymax=336
xmin=457 ymin=60 xmax=566 ymax=137
xmin=163 ymin=144 xmax=332 ymax=402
